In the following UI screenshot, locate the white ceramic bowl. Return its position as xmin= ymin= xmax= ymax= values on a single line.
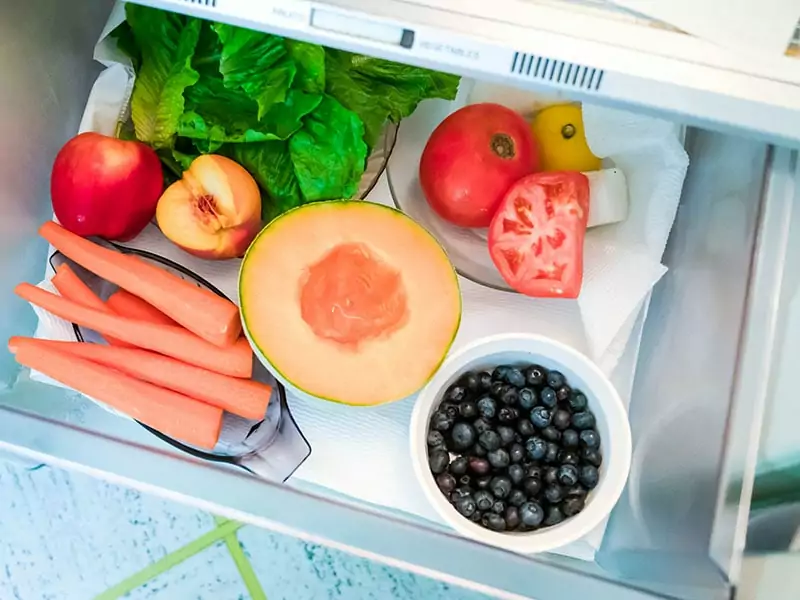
xmin=409 ymin=333 xmax=632 ymax=554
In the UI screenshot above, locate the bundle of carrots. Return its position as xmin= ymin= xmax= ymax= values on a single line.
xmin=9 ymin=222 xmax=271 ymax=450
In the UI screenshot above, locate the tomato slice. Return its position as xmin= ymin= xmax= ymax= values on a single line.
xmin=488 ymin=172 xmax=590 ymax=298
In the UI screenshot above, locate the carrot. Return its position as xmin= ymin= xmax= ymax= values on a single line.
xmin=51 ymin=264 xmax=133 ymax=347
xmin=9 ymin=337 xmax=270 ymax=420
xmin=12 ymin=340 xmax=222 ymax=449
xmin=39 ymin=221 xmax=241 ymax=347
xmin=15 ymin=283 xmax=252 ymax=378
xmin=106 ymin=289 xmax=177 ymax=327
xmin=52 ymin=264 xmax=110 ymax=313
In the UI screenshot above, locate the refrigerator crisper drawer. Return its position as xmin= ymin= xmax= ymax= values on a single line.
xmin=1 ymin=2 xmax=799 ymax=600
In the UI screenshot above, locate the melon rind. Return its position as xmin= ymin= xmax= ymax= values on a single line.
xmin=239 ymin=200 xmax=462 ymax=406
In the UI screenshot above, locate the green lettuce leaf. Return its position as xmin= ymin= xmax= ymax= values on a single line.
xmin=289 ymin=95 xmax=367 ymax=201
xmin=325 ymin=49 xmax=460 ymax=149
xmin=228 ymin=142 xmax=303 ymax=222
xmin=213 ymin=24 xmax=295 ymax=120
xmin=286 ymin=40 xmax=325 ymax=94
xmin=126 ymin=5 xmax=201 ymax=148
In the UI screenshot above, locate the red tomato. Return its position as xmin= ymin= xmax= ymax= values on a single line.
xmin=488 ymin=172 xmax=590 ymax=298
xmin=419 ymin=103 xmax=539 ymax=228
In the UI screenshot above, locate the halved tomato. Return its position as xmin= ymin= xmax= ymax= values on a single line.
xmin=488 ymin=172 xmax=590 ymax=298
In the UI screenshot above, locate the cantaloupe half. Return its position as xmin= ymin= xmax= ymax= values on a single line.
xmin=239 ymin=201 xmax=461 ymax=405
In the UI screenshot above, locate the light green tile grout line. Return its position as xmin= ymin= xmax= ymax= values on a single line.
xmin=93 ymin=519 xmax=243 ymax=600
xmin=215 ymin=516 xmax=268 ymax=600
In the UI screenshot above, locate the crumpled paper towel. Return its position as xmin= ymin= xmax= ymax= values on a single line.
xmin=29 ymin=13 xmax=688 ymax=563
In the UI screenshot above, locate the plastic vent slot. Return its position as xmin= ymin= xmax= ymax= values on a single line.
xmin=510 ymin=52 xmax=604 ymax=91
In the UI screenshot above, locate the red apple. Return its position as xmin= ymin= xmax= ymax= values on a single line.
xmin=51 ymin=132 xmax=164 ymax=241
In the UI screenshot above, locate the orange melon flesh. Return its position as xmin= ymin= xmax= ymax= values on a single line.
xmin=240 ymin=201 xmax=461 ymax=405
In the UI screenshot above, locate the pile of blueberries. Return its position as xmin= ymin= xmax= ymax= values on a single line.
xmin=427 ymin=364 xmax=602 ymax=533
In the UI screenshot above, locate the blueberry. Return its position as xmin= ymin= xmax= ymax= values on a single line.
xmin=557 ymin=464 xmax=579 ymax=487
xmin=457 ymin=497 xmax=477 ymax=518
xmin=581 ymin=448 xmax=603 ymax=467
xmin=489 ymin=381 xmax=506 ymax=399
xmin=427 ymin=430 xmax=445 ymax=448
xmin=556 ymin=385 xmax=572 ymax=402
xmin=472 ymin=444 xmax=487 ymax=457
xmin=441 ymin=403 xmax=459 ymax=419
xmin=572 ymin=411 xmax=596 ymax=430
xmin=544 ymin=466 xmax=559 ymax=486
xmin=505 ymin=368 xmax=526 ymax=388
xmin=485 ymin=513 xmax=507 ymax=531
xmin=492 ymin=366 xmax=510 ymax=381
xmin=565 ymin=485 xmax=587 ymax=499
xmin=459 ymin=401 xmax=478 ymax=419
xmin=445 ymin=384 xmax=467 ymax=403
xmin=559 ymin=450 xmax=580 ymax=466
xmin=468 ymin=457 xmax=491 ymax=476
xmin=479 ymin=430 xmax=501 ymax=451
xmin=498 ymin=407 xmax=519 ymax=423
xmin=562 ymin=429 xmax=579 ymax=448
xmin=461 ymin=372 xmax=480 ymax=394
xmin=579 ymin=465 xmax=599 ymax=489
xmin=525 ymin=365 xmax=546 ymax=387
xmin=546 ymin=370 xmax=565 ymax=389
xmin=476 ymin=396 xmax=497 ymax=419
xmin=526 ymin=465 xmax=543 ymax=480
xmin=508 ymin=464 xmax=525 ymax=485
xmin=474 ymin=490 xmax=494 ymax=511
xmin=544 ymin=442 xmax=560 ymax=464
xmin=473 ymin=418 xmax=491 ymax=435
xmin=489 ymin=476 xmax=512 ymax=499
xmin=496 ymin=426 xmax=515 ymax=446
xmin=542 ymin=426 xmax=561 ymax=442
xmin=523 ymin=477 xmax=543 ymax=498
xmin=479 ymin=371 xmax=493 ymax=391
xmin=569 ymin=391 xmax=588 ymax=412
xmin=517 ymin=387 xmax=536 ymax=410
xmin=517 ymin=419 xmax=535 ymax=437
xmin=540 ymin=387 xmax=557 ymax=408
xmin=553 ymin=409 xmax=571 ymax=430
xmin=508 ymin=489 xmax=527 ymax=508
xmin=469 ymin=510 xmax=482 ymax=523
xmin=450 ymin=487 xmax=471 ymax=503
xmin=509 ymin=443 xmax=525 ymax=464
xmin=580 ymin=429 xmax=600 ymax=449
xmin=429 ymin=449 xmax=449 ymax=474
xmin=500 ymin=386 xmax=519 ymax=406
xmin=525 ymin=437 xmax=547 ymax=460
xmin=505 ymin=506 xmax=521 ymax=530
xmin=491 ymin=500 xmax=507 ymax=514
xmin=530 ymin=406 xmax=552 ymax=428
xmin=475 ymin=475 xmax=492 ymax=490
xmin=562 ymin=496 xmax=586 ymax=517
xmin=520 ymin=501 xmax=545 ymax=527
xmin=544 ymin=506 xmax=565 ymax=526
xmin=449 ymin=456 xmax=468 ymax=476
xmin=459 ymin=474 xmax=472 ymax=487
xmin=488 ymin=448 xmax=510 ymax=469
xmin=436 ymin=473 xmax=456 ymax=493
xmin=544 ymin=485 xmax=564 ymax=504
xmin=451 ymin=423 xmax=477 ymax=450
xmin=431 ymin=410 xmax=454 ymax=432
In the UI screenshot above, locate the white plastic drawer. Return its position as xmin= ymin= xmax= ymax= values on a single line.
xmin=1 ymin=1 xmax=799 ymax=599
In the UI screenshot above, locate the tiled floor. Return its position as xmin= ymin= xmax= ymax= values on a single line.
xmin=0 ymin=460 xmax=489 ymax=599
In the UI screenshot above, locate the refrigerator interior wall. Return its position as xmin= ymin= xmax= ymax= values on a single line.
xmin=0 ymin=0 xmax=116 ymax=385
xmin=0 ymin=2 xmax=797 ymax=600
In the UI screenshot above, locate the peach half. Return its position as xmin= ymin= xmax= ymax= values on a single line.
xmin=156 ymin=155 xmax=262 ymax=260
